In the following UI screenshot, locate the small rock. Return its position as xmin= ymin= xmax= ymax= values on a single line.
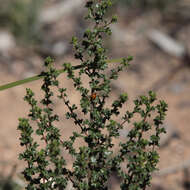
xmin=0 ymin=31 xmax=15 ymax=56
xmin=52 ymin=41 xmax=67 ymax=56
xmin=160 ymin=123 xmax=180 ymax=147
xmin=168 ymin=83 xmax=185 ymax=94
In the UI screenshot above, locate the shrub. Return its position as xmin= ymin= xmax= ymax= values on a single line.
xmin=17 ymin=0 xmax=168 ymax=189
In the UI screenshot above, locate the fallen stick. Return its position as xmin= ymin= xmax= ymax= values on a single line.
xmin=146 ymin=29 xmax=190 ymax=92
xmin=147 ymin=29 xmax=186 ymax=58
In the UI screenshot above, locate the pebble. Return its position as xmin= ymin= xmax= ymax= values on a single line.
xmin=0 ymin=31 xmax=15 ymax=56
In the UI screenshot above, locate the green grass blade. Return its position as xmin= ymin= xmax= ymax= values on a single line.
xmin=0 ymin=75 xmax=43 ymax=91
xmin=0 ymin=58 xmax=123 ymax=91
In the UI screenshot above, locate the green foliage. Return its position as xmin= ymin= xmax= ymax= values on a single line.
xmin=17 ymin=0 xmax=168 ymax=189
xmin=0 ymin=0 xmax=43 ymax=43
